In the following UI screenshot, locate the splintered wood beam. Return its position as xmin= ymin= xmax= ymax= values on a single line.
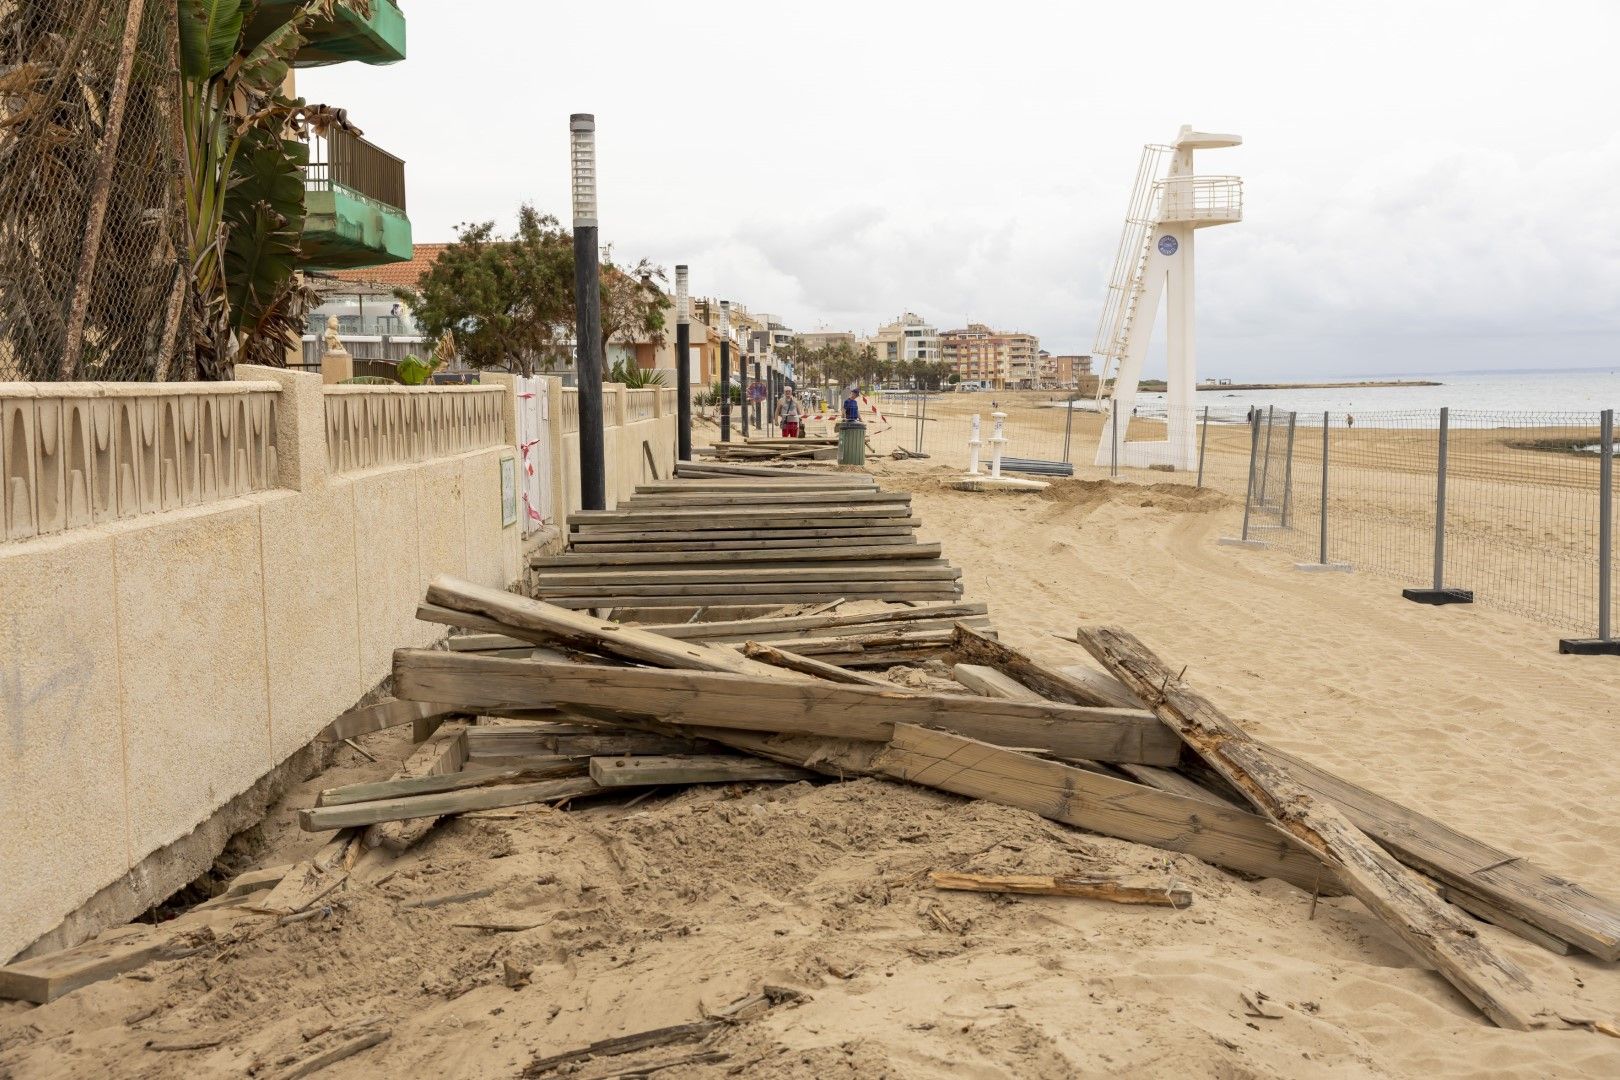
xmin=362 ymin=720 xmax=471 ymax=854
xmin=929 ymin=871 xmax=1194 ymax=908
xmin=315 ymin=763 xmax=587 ymax=807
xmin=951 ymin=624 xmax=1138 ymax=709
xmin=391 ymin=651 xmax=1183 ymax=767
xmin=587 ymin=754 xmax=816 ymax=788
xmin=320 ymin=698 xmax=461 ymax=742
xmin=300 ymin=776 xmax=602 ymax=831
xmin=1076 ymin=625 xmax=1544 ymax=1031
xmin=872 ymin=724 xmax=1334 ymax=893
xmin=424 ymin=576 xmax=788 ymax=679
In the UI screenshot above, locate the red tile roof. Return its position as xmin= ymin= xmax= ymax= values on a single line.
xmin=323 ymin=243 xmax=451 ymax=289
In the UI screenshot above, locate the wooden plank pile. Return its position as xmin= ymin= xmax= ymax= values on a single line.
xmin=532 ymin=469 xmax=962 ymax=611
xmin=694 ymin=436 xmax=839 ymax=463
xmin=10 ymin=471 xmax=1620 ymax=1034
xmin=269 ymin=573 xmax=1620 ymax=1032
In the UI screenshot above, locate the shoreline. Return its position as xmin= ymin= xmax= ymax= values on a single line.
xmin=1189 ymin=380 xmax=1442 ymax=392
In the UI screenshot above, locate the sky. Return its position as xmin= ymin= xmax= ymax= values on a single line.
xmin=301 ymin=1 xmax=1620 ymax=380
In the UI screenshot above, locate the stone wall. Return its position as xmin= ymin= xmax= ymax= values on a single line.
xmin=0 ymin=368 xmax=522 ymax=962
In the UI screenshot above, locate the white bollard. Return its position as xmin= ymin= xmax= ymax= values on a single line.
xmin=967 ymin=414 xmax=982 ymax=475
xmin=989 ymin=411 xmax=1007 ymax=479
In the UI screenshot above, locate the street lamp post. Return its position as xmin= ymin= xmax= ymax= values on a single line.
xmin=675 ymin=264 xmax=691 ymax=460
xmin=570 ymin=113 xmax=605 ymax=510
xmin=719 ymin=301 xmax=732 ymax=443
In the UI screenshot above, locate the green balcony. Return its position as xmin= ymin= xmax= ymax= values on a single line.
xmin=300 ymin=129 xmax=412 ymax=270
xmin=252 ymin=0 xmax=407 ymax=67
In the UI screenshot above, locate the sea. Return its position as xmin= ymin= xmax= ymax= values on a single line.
xmin=1120 ymin=368 xmax=1620 ymax=426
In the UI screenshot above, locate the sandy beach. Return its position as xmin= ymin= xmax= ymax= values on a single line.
xmin=4 ymin=458 xmax=1619 ymax=1078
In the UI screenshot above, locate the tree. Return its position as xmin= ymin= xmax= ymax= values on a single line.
xmin=403 ymin=205 xmax=667 ymax=377
xmin=599 ymin=252 xmax=667 ymax=362
xmin=179 ymin=0 xmax=333 ymax=377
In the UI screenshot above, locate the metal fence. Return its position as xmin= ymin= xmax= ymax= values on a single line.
xmin=1224 ymin=406 xmax=1619 ymax=650
xmin=0 ymin=0 xmax=190 ymax=382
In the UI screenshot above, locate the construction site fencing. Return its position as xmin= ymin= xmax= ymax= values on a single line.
xmin=0 ymin=0 xmax=191 ymax=382
xmin=1225 ymin=406 xmax=1619 ymax=646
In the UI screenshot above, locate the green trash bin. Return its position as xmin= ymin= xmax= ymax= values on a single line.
xmin=836 ymin=420 xmax=866 ymax=466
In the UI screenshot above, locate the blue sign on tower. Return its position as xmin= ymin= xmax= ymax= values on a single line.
xmin=1157 ymin=235 xmax=1179 ymax=256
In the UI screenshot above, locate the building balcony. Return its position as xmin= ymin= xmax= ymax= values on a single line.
xmin=300 ymin=128 xmax=412 ymax=270
xmin=252 ymin=0 xmax=407 ymax=67
xmin=1156 ymin=175 xmax=1242 ymax=227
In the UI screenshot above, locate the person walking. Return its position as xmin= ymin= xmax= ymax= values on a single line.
xmin=779 ymin=385 xmax=801 ymax=437
xmin=843 ymin=386 xmax=862 ymax=423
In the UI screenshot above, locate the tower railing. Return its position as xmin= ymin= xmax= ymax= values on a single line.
xmin=1157 ymin=175 xmax=1243 ymax=224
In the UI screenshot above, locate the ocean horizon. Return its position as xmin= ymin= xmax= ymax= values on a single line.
xmin=1120 ymin=368 xmax=1620 ymax=423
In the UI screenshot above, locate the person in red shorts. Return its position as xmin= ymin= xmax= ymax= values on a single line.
xmin=778 ymin=384 xmax=801 ymax=437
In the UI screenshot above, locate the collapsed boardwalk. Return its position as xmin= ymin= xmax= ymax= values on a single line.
xmin=6 ymin=466 xmax=1620 ymax=1066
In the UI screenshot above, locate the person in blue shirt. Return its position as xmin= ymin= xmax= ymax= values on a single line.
xmin=842 ymin=386 xmax=862 ymax=423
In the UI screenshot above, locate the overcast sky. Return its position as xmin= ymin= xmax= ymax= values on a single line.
xmin=302 ymin=1 xmax=1620 ymax=379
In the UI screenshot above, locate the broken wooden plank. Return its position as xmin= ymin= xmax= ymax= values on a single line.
xmin=316 ymin=764 xmax=584 ymax=807
xmin=424 ymin=576 xmax=788 ymax=678
xmin=320 ymin=697 xmax=459 ymax=742
xmin=301 ymin=777 xmax=602 ymax=831
xmin=269 ymin=1029 xmax=390 ymax=1080
xmin=1051 ymin=667 xmax=1620 ymax=957
xmin=1264 ymin=743 xmax=1620 ymax=961
xmin=251 ymin=830 xmax=361 ymax=915
xmin=1055 ymin=661 xmax=1145 ymax=710
xmin=466 ymin=728 xmax=714 ymax=759
xmin=363 ymin=720 xmax=471 ymax=854
xmin=587 ymin=754 xmax=815 ymax=788
xmin=951 ymin=624 xmax=1132 ymax=709
xmin=928 ymin=871 xmax=1194 ymax=907
xmin=0 ymin=910 xmax=254 ymax=1004
xmin=1077 ymin=625 xmax=1544 ymax=1031
xmin=740 ymin=641 xmax=895 ymax=687
xmin=872 ymin=724 xmax=1334 ymax=893
xmin=392 ymin=651 xmax=1183 ymax=767
xmin=955 ymin=662 xmax=1230 ymax=809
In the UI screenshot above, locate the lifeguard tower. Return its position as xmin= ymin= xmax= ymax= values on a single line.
xmin=1093 ymin=126 xmax=1242 ymax=470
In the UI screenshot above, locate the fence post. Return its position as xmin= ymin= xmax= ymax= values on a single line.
xmin=1402 ymin=406 xmax=1473 ymax=604
xmin=1062 ymin=393 xmax=1077 ymax=463
xmin=1257 ymin=404 xmax=1276 ymax=506
xmin=1110 ymin=398 xmax=1119 ymax=478
xmin=1195 ymin=405 xmax=1209 ymax=489
xmin=1561 ymin=408 xmax=1618 ymax=653
xmin=1217 ymin=410 xmax=1266 ymax=548
xmin=1279 ymin=411 xmax=1298 ymax=527
xmin=1319 ymin=412 xmax=1329 ymax=562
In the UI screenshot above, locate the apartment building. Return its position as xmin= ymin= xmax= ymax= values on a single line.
xmin=871 ymin=312 xmax=941 ymax=365
xmin=940 ymin=323 xmax=1040 ymax=389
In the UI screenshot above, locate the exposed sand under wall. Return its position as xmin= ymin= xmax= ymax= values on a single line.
xmin=3 ymin=462 xmax=1619 ymax=1078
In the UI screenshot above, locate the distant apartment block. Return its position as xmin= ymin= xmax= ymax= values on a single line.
xmin=940 ymin=323 xmax=1040 ymax=389
xmin=794 ymin=330 xmax=856 ymax=352
xmin=872 ymin=312 xmax=941 ymax=365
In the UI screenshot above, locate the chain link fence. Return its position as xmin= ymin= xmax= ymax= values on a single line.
xmin=0 ymin=0 xmax=190 ymax=382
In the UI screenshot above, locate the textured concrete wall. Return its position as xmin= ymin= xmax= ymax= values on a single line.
xmin=0 ymin=368 xmax=521 ymax=962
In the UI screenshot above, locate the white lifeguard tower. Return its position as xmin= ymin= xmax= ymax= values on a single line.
xmin=1093 ymin=125 xmax=1242 ymax=470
